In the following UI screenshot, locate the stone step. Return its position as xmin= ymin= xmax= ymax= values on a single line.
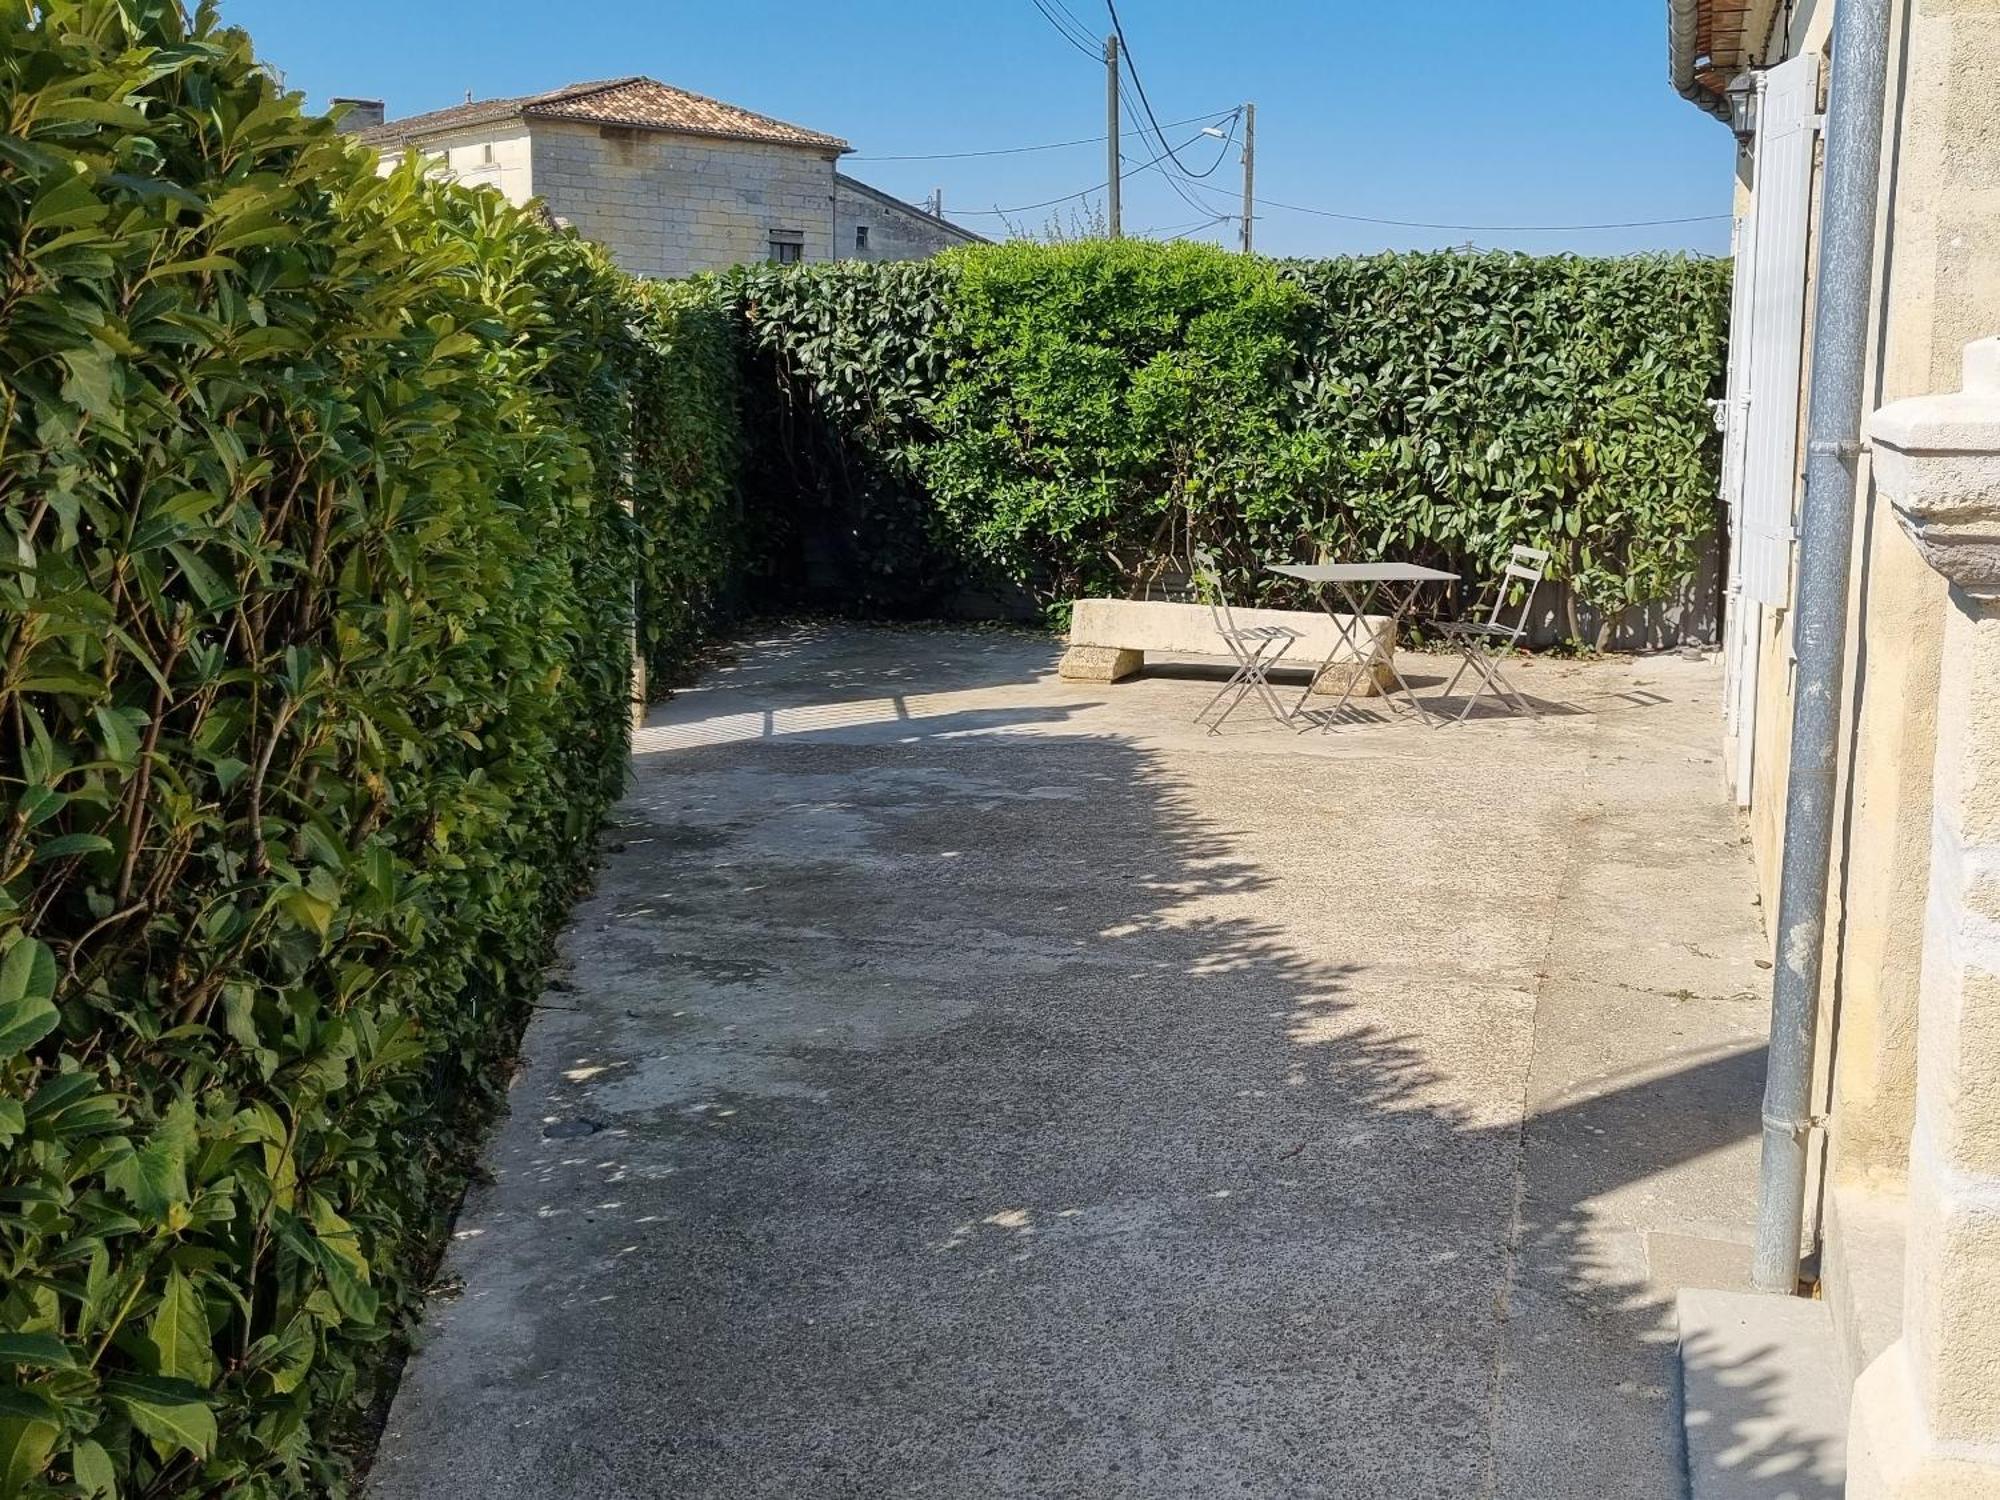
xmin=1678 ymin=1288 xmax=1848 ymax=1500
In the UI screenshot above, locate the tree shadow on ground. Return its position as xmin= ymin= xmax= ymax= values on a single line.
xmin=368 ymin=633 xmax=1806 ymax=1500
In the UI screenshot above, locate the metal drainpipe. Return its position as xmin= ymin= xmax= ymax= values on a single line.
xmin=1752 ymin=0 xmax=1895 ymax=1296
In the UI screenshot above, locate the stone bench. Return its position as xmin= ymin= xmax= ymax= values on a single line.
xmin=1059 ymin=597 xmax=1397 ymax=697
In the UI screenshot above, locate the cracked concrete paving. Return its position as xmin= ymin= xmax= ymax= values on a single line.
xmin=367 ymin=623 xmax=1772 ymax=1500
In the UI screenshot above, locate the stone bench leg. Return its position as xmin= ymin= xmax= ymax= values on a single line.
xmin=1308 ymin=660 xmax=1388 ymax=698
xmin=1059 ymin=645 xmax=1144 ymax=683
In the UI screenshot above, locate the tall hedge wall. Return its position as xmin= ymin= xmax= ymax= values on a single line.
xmin=628 ymin=279 xmax=743 ymax=687
xmin=0 ymin=3 xmax=739 ymax=1495
xmin=736 ymin=241 xmax=1731 ymax=633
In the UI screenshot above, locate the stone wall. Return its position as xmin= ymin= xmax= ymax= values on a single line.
xmin=833 ymin=175 xmax=980 ymax=262
xmin=1715 ymin=0 xmax=2000 ymax=1484
xmin=529 ymin=121 xmax=839 ymax=278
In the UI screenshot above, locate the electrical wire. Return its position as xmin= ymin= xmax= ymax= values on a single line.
xmin=1115 ymin=83 xmax=1229 ymax=216
xmin=1175 ymin=107 xmax=1239 ymax=180
xmin=1104 ymin=0 xmax=1209 ymax=179
xmin=1145 ymin=214 xmax=1232 ymax=242
xmin=1046 ymin=0 xmax=1104 ymax=51
xmin=1029 ymin=0 xmax=1101 ymax=60
xmin=1024 ymin=0 xmax=1723 ymax=238
xmin=950 ymin=127 xmax=1219 ymax=217
xmin=850 ymin=109 xmax=1237 ymax=163
xmin=1019 ymin=0 xmax=1232 ymax=220
xmin=1174 ymin=176 xmax=1729 ymax=233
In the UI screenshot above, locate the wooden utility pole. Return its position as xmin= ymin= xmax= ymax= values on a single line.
xmin=1106 ymin=34 xmax=1122 ymax=237
xmin=1240 ymin=102 xmax=1256 ymax=254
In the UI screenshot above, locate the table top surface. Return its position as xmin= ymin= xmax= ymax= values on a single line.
xmin=1267 ymin=562 xmax=1460 ymax=584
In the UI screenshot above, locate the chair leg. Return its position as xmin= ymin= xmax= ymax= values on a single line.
xmin=1194 ymin=666 xmax=1249 ymax=728
xmin=1195 ymin=640 xmax=1296 ymax=735
xmin=1440 ymin=652 xmax=1473 ymax=705
xmin=1486 ymin=655 xmax=1539 ymax=719
xmin=1451 ymin=646 xmax=1487 ymax=724
xmin=1194 ymin=638 xmax=1261 ymax=726
xmin=1447 ymin=644 xmax=1536 ymax=724
xmin=1235 ymin=640 xmax=1296 ymax=730
xmin=1197 ymin=643 xmax=1265 ymax=735
xmin=1250 ymin=641 xmax=1296 ymax=725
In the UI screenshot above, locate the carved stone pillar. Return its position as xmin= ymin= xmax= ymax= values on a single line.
xmin=1849 ymin=336 xmax=2000 ymax=1498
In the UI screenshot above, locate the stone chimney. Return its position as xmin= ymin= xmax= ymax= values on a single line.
xmin=331 ymin=98 xmax=386 ymax=134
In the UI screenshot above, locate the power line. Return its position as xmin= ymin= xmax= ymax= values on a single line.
xmin=1104 ymin=0 xmax=1208 ymax=179
xmin=1112 ymin=80 xmax=1229 ymax=217
xmin=1028 ymin=0 xmax=1100 ymax=60
xmin=1021 ymin=0 xmax=1230 ymax=221
xmin=1141 ymin=214 xmax=1233 ymax=242
xmin=849 ymin=110 xmax=1236 ymax=163
xmin=1176 ymin=176 xmax=1730 ymax=233
xmin=1025 ymin=0 xmax=1715 ymax=238
xmin=1047 ymin=0 xmax=1103 ymax=51
xmin=1173 ymin=107 xmax=1238 ymax=181
xmin=951 ymin=127 xmax=1218 ymax=217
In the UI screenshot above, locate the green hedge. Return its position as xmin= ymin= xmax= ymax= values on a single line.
xmin=628 ymin=279 xmax=743 ymax=687
xmin=1282 ymin=253 xmax=1730 ymax=619
xmin=736 ymin=258 xmax=958 ymax=614
xmin=735 ymin=241 xmax=1731 ymax=630
xmin=0 ymin=3 xmax=738 ymax=1494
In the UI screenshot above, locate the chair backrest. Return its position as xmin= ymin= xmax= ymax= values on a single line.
xmin=1189 ymin=546 xmax=1238 ymax=636
xmin=1483 ymin=545 xmax=1550 ymax=642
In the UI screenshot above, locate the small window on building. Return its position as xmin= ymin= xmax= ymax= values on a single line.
xmin=480 ymin=141 xmax=496 ymax=165
xmin=769 ymin=231 xmax=806 ymax=265
xmin=854 ymin=225 xmax=870 ymax=251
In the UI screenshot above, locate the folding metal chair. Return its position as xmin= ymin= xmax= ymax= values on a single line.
xmin=1435 ymin=545 xmax=1550 ymax=724
xmin=1189 ymin=547 xmax=1301 ymax=735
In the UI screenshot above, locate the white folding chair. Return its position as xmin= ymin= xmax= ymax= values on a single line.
xmin=1190 ymin=547 xmax=1301 ymax=735
xmin=1435 ymin=545 xmax=1550 ymax=724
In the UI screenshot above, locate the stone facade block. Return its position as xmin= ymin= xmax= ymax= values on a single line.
xmin=525 ymin=121 xmax=840 ymax=279
xmin=1850 ymin=339 xmax=2000 ymax=1497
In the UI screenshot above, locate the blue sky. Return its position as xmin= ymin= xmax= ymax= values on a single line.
xmin=226 ymin=0 xmax=1734 ymax=259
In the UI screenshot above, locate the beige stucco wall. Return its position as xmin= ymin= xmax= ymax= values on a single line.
xmin=1725 ymin=0 xmax=2000 ymax=1460
xmin=529 ymin=121 xmax=838 ymax=279
xmin=373 ymin=123 xmax=535 ymax=206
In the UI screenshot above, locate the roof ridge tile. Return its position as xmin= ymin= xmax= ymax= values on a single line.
xmin=361 ymin=74 xmax=848 ymax=153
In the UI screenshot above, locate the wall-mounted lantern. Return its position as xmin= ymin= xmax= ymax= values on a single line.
xmin=1725 ymin=73 xmax=1761 ymax=143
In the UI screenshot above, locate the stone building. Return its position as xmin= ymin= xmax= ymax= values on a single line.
xmin=340 ymin=77 xmax=980 ymax=279
xmin=834 ymin=173 xmax=974 ymax=263
xmin=1669 ymin=0 xmax=2000 ymax=1494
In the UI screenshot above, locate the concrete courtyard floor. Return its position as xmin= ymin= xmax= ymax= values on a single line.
xmin=369 ymin=623 xmax=1775 ymax=1500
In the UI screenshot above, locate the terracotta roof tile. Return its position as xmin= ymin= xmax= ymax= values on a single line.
xmin=360 ymin=76 xmax=848 ymax=153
